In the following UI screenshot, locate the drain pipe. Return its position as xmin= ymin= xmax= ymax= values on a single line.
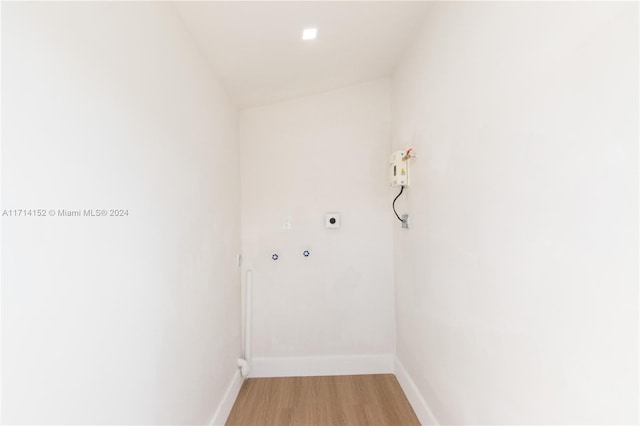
xmin=237 ymin=270 xmax=252 ymax=377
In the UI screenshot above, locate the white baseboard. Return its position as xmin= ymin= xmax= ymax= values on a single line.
xmin=210 ymin=368 xmax=244 ymax=426
xmin=394 ymin=356 xmax=439 ymax=425
xmin=249 ymin=354 xmax=394 ymax=378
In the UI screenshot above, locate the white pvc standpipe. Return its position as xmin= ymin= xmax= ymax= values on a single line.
xmin=245 ymin=270 xmax=252 ymax=372
xmin=238 ymin=270 xmax=252 ymax=377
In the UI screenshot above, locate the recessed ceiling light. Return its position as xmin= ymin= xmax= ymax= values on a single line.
xmin=302 ymin=28 xmax=317 ymax=41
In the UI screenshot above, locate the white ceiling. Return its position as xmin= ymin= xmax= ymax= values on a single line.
xmin=174 ymin=2 xmax=430 ymax=108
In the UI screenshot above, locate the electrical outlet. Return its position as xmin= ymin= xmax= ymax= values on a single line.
xmin=325 ymin=213 xmax=340 ymax=229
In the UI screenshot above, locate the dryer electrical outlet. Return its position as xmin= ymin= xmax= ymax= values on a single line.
xmin=389 ymin=149 xmax=411 ymax=187
xmin=325 ymin=213 xmax=340 ymax=229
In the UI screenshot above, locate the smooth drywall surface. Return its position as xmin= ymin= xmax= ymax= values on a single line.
xmin=2 ymin=2 xmax=240 ymax=424
xmin=239 ymin=79 xmax=395 ymax=362
xmin=392 ymin=2 xmax=638 ymax=424
xmin=174 ymin=2 xmax=430 ymax=108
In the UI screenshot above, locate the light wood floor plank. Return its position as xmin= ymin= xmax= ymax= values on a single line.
xmin=225 ymin=374 xmax=420 ymax=426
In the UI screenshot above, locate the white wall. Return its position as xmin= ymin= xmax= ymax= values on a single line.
xmin=239 ymin=79 xmax=395 ymax=372
xmin=1 ymin=2 xmax=240 ymax=424
xmin=392 ymin=2 xmax=638 ymax=424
